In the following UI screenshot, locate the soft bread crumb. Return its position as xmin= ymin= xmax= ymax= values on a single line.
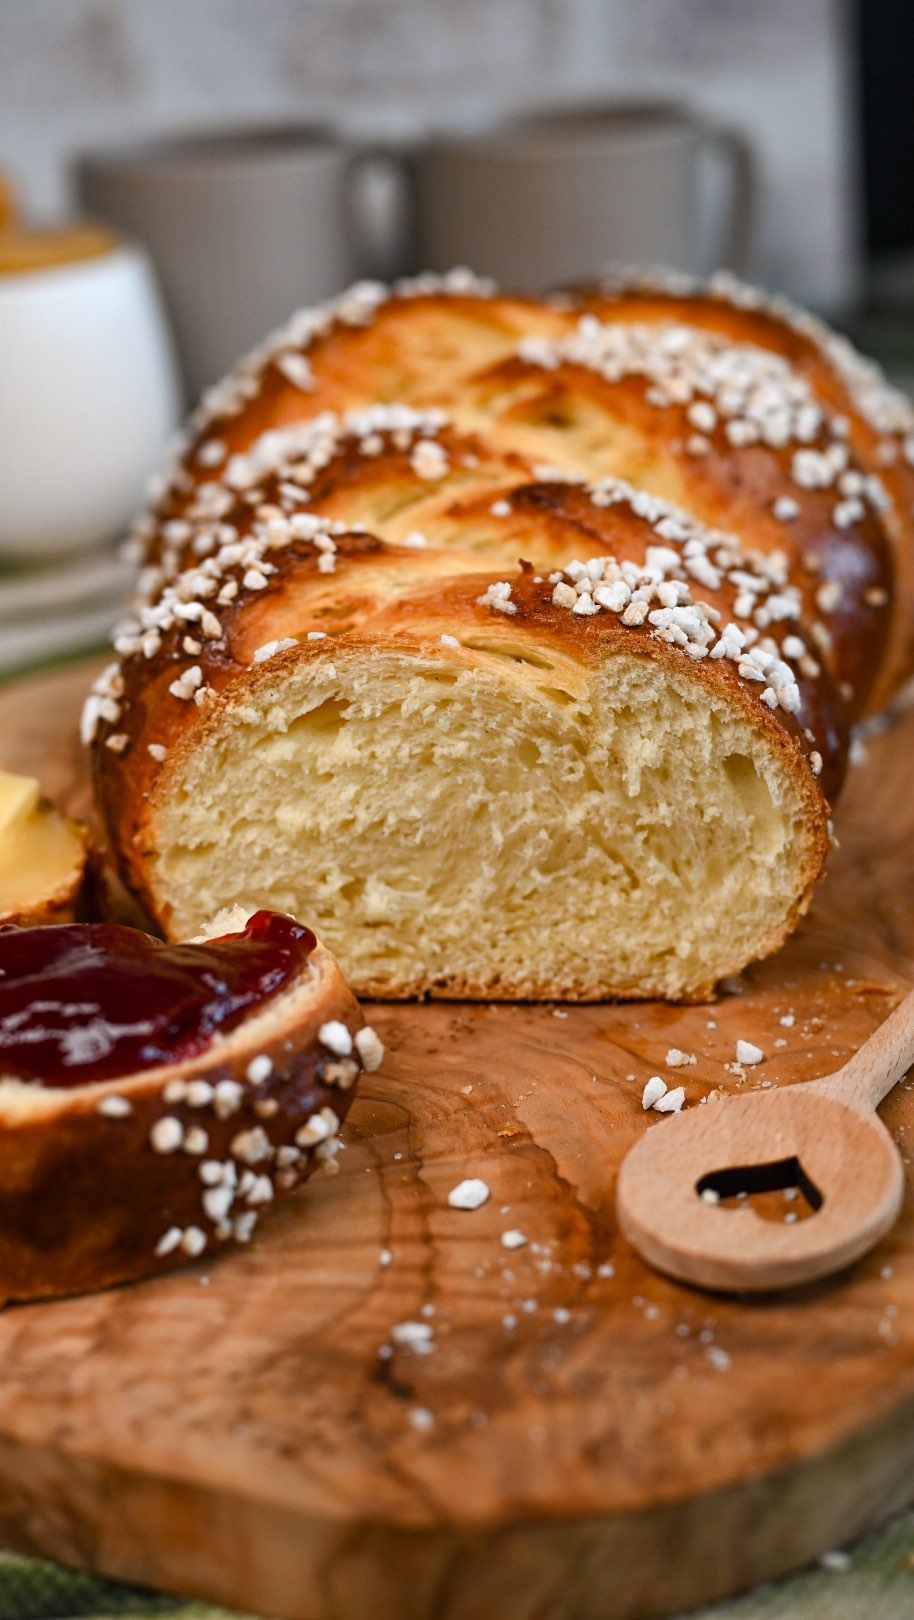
xmin=191 ymin=905 xmax=255 ymax=942
xmin=151 ymin=650 xmax=820 ymax=1001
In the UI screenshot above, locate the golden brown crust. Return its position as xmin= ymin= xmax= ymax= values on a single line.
xmin=568 ymin=271 xmax=914 ymax=710
xmin=132 ymin=279 xmax=902 ymax=721
xmin=0 ymin=938 xmax=372 ymax=1303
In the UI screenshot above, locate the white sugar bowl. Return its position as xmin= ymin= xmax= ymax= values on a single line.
xmin=0 ymin=218 xmax=181 ymax=560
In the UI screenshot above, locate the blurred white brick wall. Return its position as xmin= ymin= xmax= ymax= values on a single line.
xmin=0 ymin=0 xmax=858 ymax=310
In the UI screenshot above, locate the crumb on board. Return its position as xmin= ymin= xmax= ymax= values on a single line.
xmin=448 ymin=1177 xmax=490 ymax=1210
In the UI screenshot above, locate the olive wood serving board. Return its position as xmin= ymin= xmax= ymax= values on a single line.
xmin=1 ymin=658 xmax=914 ymax=1620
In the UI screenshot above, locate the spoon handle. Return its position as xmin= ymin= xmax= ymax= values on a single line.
xmin=816 ymin=986 xmax=914 ymax=1112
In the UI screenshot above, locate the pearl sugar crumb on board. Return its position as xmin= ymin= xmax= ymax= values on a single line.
xmin=655 ymin=1086 xmax=686 ymax=1114
xmin=666 ymin=1048 xmax=696 ymax=1068
xmin=354 ymin=1026 xmax=384 ymax=1071
xmin=642 ymin=1077 xmax=667 ymax=1110
xmin=642 ymin=1076 xmax=687 ymax=1113
xmin=390 ymin=1320 xmax=435 ymax=1354
xmin=736 ymin=1040 xmax=765 ymax=1065
xmin=448 ymin=1178 xmax=491 ymax=1210
xmin=501 ymin=1229 xmax=528 ymax=1250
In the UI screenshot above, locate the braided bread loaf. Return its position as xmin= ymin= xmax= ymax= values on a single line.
xmin=87 ymin=269 xmax=913 ymax=1001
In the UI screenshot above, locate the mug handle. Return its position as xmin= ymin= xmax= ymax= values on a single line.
xmin=692 ymin=119 xmax=757 ymax=274
xmin=342 ymin=144 xmax=420 ymax=281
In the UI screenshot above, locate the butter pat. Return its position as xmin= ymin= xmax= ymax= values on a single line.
xmin=0 ymin=770 xmax=86 ymax=926
xmin=0 ymin=772 xmax=40 ymax=834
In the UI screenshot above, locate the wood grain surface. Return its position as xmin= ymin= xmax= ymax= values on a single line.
xmin=1 ymin=657 xmax=914 ymax=1620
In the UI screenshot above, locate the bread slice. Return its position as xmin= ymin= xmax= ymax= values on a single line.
xmin=0 ymin=911 xmax=380 ymax=1303
xmin=139 ymin=632 xmax=826 ymax=1003
xmin=91 ymin=460 xmax=836 ymax=1002
xmin=89 ymin=271 xmax=911 ymax=1000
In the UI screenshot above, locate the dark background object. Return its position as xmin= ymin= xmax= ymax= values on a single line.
xmin=857 ymin=0 xmax=914 ymax=260
xmin=856 ymin=0 xmax=914 ymax=343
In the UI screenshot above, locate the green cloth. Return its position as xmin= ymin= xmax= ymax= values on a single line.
xmin=2 ymin=1511 xmax=914 ymax=1620
xmin=693 ymin=1509 xmax=914 ymax=1618
xmin=0 ymin=1551 xmax=247 ymax=1620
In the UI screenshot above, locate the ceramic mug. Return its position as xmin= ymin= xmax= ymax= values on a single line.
xmin=401 ymin=101 xmax=757 ymax=290
xmin=77 ymin=127 xmax=363 ymax=398
xmin=0 ymin=235 xmax=181 ymax=559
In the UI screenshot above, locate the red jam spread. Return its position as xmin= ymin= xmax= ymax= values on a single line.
xmin=0 ymin=911 xmax=315 ymax=1089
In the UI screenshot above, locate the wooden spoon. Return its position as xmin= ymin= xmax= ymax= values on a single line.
xmin=616 ymin=990 xmax=914 ymax=1292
